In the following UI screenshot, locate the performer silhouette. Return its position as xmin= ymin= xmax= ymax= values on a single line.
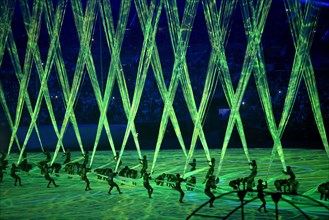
xmin=107 ymin=169 xmax=122 ymax=195
xmin=257 ymin=179 xmax=268 ymax=213
xmin=143 ymin=172 xmax=153 ymax=198
xmin=204 ymin=175 xmax=217 ymax=207
xmin=81 ymin=164 xmax=91 ymax=191
xmin=139 ymin=155 xmax=148 ymax=177
xmin=10 ymin=163 xmax=22 ymax=186
xmin=175 ymin=173 xmax=186 ymax=203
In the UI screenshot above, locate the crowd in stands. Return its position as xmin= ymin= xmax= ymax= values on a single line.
xmin=0 ymin=1 xmax=328 ymax=137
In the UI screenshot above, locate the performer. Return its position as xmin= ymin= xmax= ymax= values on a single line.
xmin=81 ymin=164 xmax=91 ymax=191
xmin=283 ymin=166 xmax=298 ymax=194
xmin=0 ymin=151 xmax=8 ymax=169
xmin=204 ymin=175 xmax=217 ymax=207
xmin=175 ymin=173 xmax=186 ymax=203
xmin=143 ymin=172 xmax=153 ymax=198
xmin=283 ymin=166 xmax=295 ymax=181
xmin=189 ymin=158 xmax=196 ymax=171
xmin=44 ymin=164 xmax=58 ymax=188
xmin=203 ymin=158 xmax=216 ymax=184
xmin=119 ymin=166 xmax=130 ymax=177
xmin=186 ymin=176 xmax=196 ymax=191
xmin=63 ymin=149 xmax=71 ymax=164
xmin=113 ymin=151 xmax=122 ymax=168
xmin=107 ymin=169 xmax=122 ymax=195
xmin=139 ymin=155 xmax=148 ymax=177
xmin=18 ymin=151 xmax=32 ymax=172
xmin=83 ymin=151 xmax=89 ymax=167
xmin=43 ymin=150 xmax=51 ymax=163
xmin=10 ymin=163 xmax=22 ymax=186
xmin=245 ymin=160 xmax=257 ymax=190
xmin=0 ymin=166 xmax=3 ymax=182
xmin=317 ymin=182 xmax=329 ymax=201
xmin=257 ymin=179 xmax=268 ymax=213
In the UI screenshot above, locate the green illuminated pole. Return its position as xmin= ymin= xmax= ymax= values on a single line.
xmin=70 ymin=0 xmax=117 ymax=163
xmin=100 ymin=0 xmax=143 ymax=162
xmin=166 ymin=0 xmax=215 ymax=171
xmin=115 ymin=0 xmax=163 ymax=172
xmin=216 ymin=0 xmax=272 ymax=177
xmin=8 ymin=0 xmax=43 ymax=159
xmin=150 ymin=0 xmax=200 ymax=173
xmin=0 ymin=0 xmax=16 ymax=67
xmin=43 ymin=0 xmax=85 ymax=155
xmin=136 ymin=0 xmax=188 ymax=174
xmin=6 ymin=30 xmax=45 ymax=153
xmin=270 ymin=0 xmax=328 ymax=163
xmin=187 ymin=0 xmax=251 ymax=175
xmin=0 ymin=81 xmax=22 ymax=151
xmin=17 ymin=0 xmax=68 ymax=164
xmin=90 ymin=0 xmax=144 ymax=167
xmin=51 ymin=0 xmax=98 ymax=165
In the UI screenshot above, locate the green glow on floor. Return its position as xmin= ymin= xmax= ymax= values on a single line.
xmin=0 ymin=149 xmax=328 ymax=219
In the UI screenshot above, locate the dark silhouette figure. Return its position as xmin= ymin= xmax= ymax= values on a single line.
xmin=43 ymin=150 xmax=51 ymax=163
xmin=19 ymin=156 xmax=33 ymax=172
xmin=139 ymin=155 xmax=148 ymax=177
xmin=0 ymin=151 xmax=8 ymax=169
xmin=81 ymin=164 xmax=91 ymax=191
xmin=189 ymin=158 xmax=196 ymax=171
xmin=229 ymin=178 xmax=242 ymax=190
xmin=175 ymin=173 xmax=186 ymax=203
xmin=143 ymin=172 xmax=153 ymax=198
xmin=63 ymin=149 xmax=71 ymax=164
xmin=10 ymin=163 xmax=22 ymax=186
xmin=245 ymin=160 xmax=257 ymax=191
xmin=205 ymin=175 xmax=217 ymax=207
xmin=186 ymin=176 xmax=196 ymax=191
xmin=107 ymin=169 xmax=122 ymax=194
xmin=44 ymin=164 xmax=58 ymax=188
xmin=283 ymin=166 xmax=298 ymax=194
xmin=318 ymin=182 xmax=329 ymax=201
xmin=83 ymin=151 xmax=89 ymax=167
xmin=113 ymin=151 xmax=122 ymax=168
xmin=0 ymin=163 xmax=4 ymax=182
xmin=257 ymin=179 xmax=268 ymax=213
xmin=203 ymin=158 xmax=215 ymax=184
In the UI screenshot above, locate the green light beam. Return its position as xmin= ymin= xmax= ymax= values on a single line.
xmin=6 ymin=30 xmax=45 ymax=153
xmin=0 ymin=81 xmax=22 ymax=151
xmin=150 ymin=0 xmax=200 ymax=173
xmin=135 ymin=0 xmax=188 ymax=174
xmin=51 ymin=0 xmax=98 ymax=165
xmin=115 ymin=0 xmax=163 ymax=172
xmin=8 ymin=0 xmax=44 ymax=159
xmin=185 ymin=0 xmax=250 ymax=175
xmin=216 ymin=0 xmax=272 ymax=177
xmin=43 ymin=0 xmax=85 ymax=155
xmin=90 ymin=0 xmax=143 ymax=167
xmin=18 ymin=0 xmax=68 ymax=164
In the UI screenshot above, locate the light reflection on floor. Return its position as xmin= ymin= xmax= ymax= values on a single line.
xmin=0 ymin=148 xmax=328 ymax=219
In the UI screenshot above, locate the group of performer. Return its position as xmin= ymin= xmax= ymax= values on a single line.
xmin=0 ymin=150 xmax=328 ymax=211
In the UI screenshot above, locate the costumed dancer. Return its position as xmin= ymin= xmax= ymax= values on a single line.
xmin=175 ymin=173 xmax=186 ymax=203
xmin=44 ymin=164 xmax=58 ymax=188
xmin=139 ymin=155 xmax=148 ymax=177
xmin=107 ymin=169 xmax=122 ymax=195
xmin=245 ymin=160 xmax=257 ymax=190
xmin=189 ymin=158 xmax=196 ymax=171
xmin=257 ymin=179 xmax=268 ymax=213
xmin=63 ymin=149 xmax=71 ymax=164
xmin=10 ymin=163 xmax=22 ymax=186
xmin=204 ymin=175 xmax=217 ymax=207
xmin=81 ymin=164 xmax=91 ymax=191
xmin=143 ymin=172 xmax=154 ymax=198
